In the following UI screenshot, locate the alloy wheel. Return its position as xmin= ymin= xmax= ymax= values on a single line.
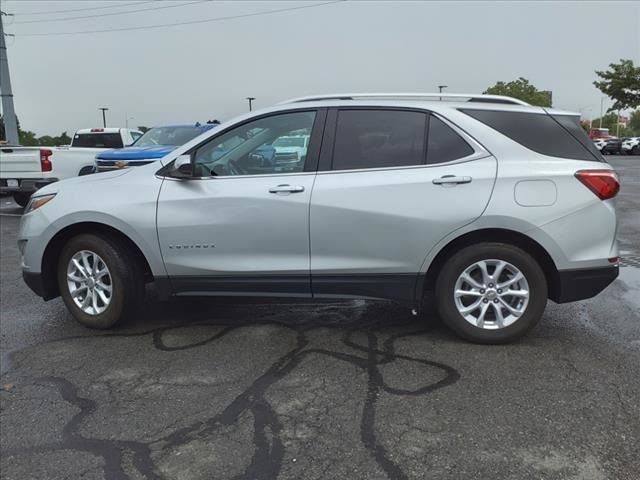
xmin=66 ymin=250 xmax=113 ymax=315
xmin=453 ymin=259 xmax=530 ymax=329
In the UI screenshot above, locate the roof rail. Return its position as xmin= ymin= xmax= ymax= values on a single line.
xmin=280 ymin=93 xmax=530 ymax=106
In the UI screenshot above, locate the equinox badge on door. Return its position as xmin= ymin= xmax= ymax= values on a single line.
xmin=168 ymin=244 xmax=216 ymax=250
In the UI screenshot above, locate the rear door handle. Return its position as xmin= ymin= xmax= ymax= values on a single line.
xmin=269 ymin=184 xmax=305 ymax=194
xmin=432 ymin=175 xmax=472 ymax=185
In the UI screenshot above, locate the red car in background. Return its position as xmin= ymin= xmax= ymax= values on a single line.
xmin=589 ymin=127 xmax=610 ymax=139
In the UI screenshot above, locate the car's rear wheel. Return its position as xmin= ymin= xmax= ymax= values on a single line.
xmin=57 ymin=234 xmax=144 ymax=329
xmin=435 ymin=243 xmax=547 ymax=344
xmin=13 ymin=193 xmax=31 ymax=207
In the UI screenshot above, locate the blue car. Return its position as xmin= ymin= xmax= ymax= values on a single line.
xmin=95 ymin=124 xmax=217 ymax=172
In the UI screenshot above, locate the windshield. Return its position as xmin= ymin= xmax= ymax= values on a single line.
xmin=273 ymin=136 xmax=306 ymax=148
xmin=134 ymin=127 xmax=203 ymax=147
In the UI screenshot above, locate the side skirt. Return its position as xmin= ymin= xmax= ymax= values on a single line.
xmin=157 ymin=273 xmax=423 ymax=305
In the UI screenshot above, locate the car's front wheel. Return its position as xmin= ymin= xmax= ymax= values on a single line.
xmin=57 ymin=234 xmax=144 ymax=329
xmin=435 ymin=243 xmax=547 ymax=344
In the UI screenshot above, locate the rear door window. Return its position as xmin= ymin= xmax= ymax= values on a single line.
xmin=426 ymin=115 xmax=475 ymax=164
xmin=331 ymin=110 xmax=427 ymax=170
xmin=461 ymin=109 xmax=602 ymax=162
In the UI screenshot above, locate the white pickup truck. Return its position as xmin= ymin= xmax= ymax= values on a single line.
xmin=0 ymin=128 xmax=142 ymax=206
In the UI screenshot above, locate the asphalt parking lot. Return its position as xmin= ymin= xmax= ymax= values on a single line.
xmin=1 ymin=157 xmax=639 ymax=480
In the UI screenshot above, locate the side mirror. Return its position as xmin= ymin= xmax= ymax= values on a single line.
xmin=170 ymin=154 xmax=194 ymax=178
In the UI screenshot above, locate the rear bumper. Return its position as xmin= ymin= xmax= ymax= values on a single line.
xmin=551 ymin=265 xmax=619 ymax=303
xmin=0 ymin=178 xmax=59 ymax=193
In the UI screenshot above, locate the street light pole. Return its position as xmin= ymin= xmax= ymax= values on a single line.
xmin=0 ymin=10 xmax=19 ymax=145
xmin=246 ymin=97 xmax=255 ymax=112
xmin=99 ymin=107 xmax=109 ymax=128
xmin=437 ymin=85 xmax=448 ymax=101
xmin=599 ymin=97 xmax=604 ymax=128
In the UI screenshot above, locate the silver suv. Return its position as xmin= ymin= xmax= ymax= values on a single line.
xmin=18 ymin=93 xmax=620 ymax=343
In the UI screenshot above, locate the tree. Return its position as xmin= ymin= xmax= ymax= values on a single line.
xmin=137 ymin=126 xmax=150 ymax=133
xmin=1 ymin=115 xmax=75 ymax=145
xmin=484 ymin=77 xmax=552 ymax=107
xmin=18 ymin=130 xmax=39 ymax=146
xmin=594 ymin=59 xmax=640 ymax=111
xmin=37 ymin=135 xmax=54 ymax=146
xmin=47 ymin=131 xmax=71 ymax=146
xmin=580 ymin=121 xmax=591 ymax=133
xmin=628 ymin=109 xmax=640 ymax=135
xmin=56 ymin=131 xmax=72 ymax=145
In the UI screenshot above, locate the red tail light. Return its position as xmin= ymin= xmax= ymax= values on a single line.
xmin=574 ymin=170 xmax=619 ymax=200
xmin=40 ymin=149 xmax=53 ymax=172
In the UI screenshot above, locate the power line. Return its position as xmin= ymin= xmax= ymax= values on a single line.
xmin=9 ymin=0 xmax=344 ymax=36
xmin=13 ymin=1 xmax=209 ymax=24
xmin=10 ymin=1 xmax=155 ymax=16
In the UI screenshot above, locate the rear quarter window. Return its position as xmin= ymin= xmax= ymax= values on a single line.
xmin=550 ymin=114 xmax=604 ymax=161
xmin=460 ymin=109 xmax=602 ymax=162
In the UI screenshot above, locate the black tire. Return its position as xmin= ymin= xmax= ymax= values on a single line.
xmin=78 ymin=166 xmax=96 ymax=176
xmin=57 ymin=233 xmax=145 ymax=329
xmin=13 ymin=192 xmax=31 ymax=207
xmin=632 ymin=146 xmax=640 ymax=155
xmin=435 ymin=243 xmax=547 ymax=344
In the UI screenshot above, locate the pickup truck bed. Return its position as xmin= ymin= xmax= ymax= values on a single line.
xmin=0 ymin=127 xmax=141 ymax=207
xmin=0 ymin=147 xmax=58 ymax=206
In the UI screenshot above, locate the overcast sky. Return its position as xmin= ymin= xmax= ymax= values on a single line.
xmin=2 ymin=0 xmax=639 ymax=136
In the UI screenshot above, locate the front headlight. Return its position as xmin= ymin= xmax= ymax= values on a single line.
xmin=25 ymin=193 xmax=56 ymax=214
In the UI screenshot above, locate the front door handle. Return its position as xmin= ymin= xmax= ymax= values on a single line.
xmin=269 ymin=184 xmax=305 ymax=194
xmin=432 ymin=175 xmax=472 ymax=185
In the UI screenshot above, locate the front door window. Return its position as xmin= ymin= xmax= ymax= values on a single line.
xmin=193 ymin=111 xmax=316 ymax=177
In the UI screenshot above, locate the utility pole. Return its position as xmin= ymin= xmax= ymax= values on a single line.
xmin=0 ymin=10 xmax=19 ymax=145
xmin=99 ymin=107 xmax=109 ymax=128
xmin=437 ymin=85 xmax=448 ymax=101
xmin=599 ymin=97 xmax=605 ymax=128
xmin=246 ymin=97 xmax=255 ymax=112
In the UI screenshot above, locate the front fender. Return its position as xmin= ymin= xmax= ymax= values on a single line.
xmin=44 ymin=211 xmax=166 ymax=276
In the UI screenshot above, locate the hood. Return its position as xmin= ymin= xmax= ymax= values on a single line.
xmin=96 ymin=145 xmax=177 ymax=160
xmin=36 ymin=168 xmax=132 ymax=195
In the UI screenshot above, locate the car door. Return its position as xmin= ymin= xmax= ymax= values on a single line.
xmin=309 ymin=108 xmax=497 ymax=303
xmin=156 ymin=109 xmax=325 ymax=296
